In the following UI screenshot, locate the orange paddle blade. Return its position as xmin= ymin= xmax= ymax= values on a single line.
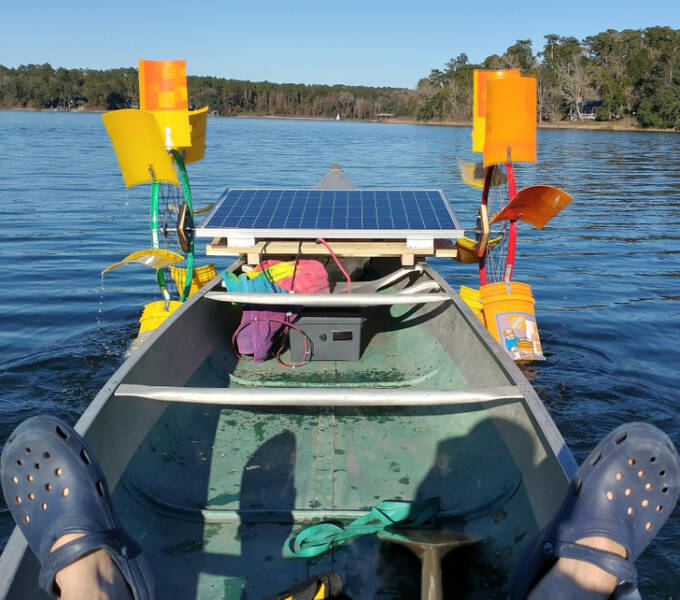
xmin=483 ymin=76 xmax=537 ymax=167
xmin=489 ymin=185 xmax=573 ymax=229
xmin=139 ymin=60 xmax=188 ymax=111
xmin=472 ymin=69 xmax=520 ymax=153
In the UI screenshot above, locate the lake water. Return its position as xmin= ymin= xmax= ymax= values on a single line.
xmin=0 ymin=111 xmax=679 ymax=597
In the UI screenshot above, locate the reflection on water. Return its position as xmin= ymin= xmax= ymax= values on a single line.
xmin=0 ymin=112 xmax=679 ymax=597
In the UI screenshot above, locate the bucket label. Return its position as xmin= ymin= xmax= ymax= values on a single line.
xmin=495 ymin=311 xmax=545 ymax=362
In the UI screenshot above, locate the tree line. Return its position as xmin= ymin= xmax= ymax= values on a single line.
xmin=0 ymin=64 xmax=410 ymax=120
xmin=417 ymin=26 xmax=680 ymax=128
xmin=0 ymin=26 xmax=678 ymax=128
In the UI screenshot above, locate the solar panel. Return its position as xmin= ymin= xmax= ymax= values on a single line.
xmin=196 ymin=189 xmax=464 ymax=244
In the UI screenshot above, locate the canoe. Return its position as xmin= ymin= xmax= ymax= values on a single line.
xmin=1 ymin=169 xmax=582 ymax=599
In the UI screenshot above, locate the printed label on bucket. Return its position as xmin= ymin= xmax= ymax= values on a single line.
xmin=495 ymin=311 xmax=545 ymax=362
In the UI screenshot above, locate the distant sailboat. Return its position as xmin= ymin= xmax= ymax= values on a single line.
xmin=336 ymin=113 xmax=340 ymax=120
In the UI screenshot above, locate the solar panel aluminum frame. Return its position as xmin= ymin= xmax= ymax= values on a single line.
xmin=195 ymin=188 xmax=465 ymax=247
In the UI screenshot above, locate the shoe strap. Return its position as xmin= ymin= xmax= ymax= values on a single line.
xmin=552 ymin=540 xmax=637 ymax=594
xmin=38 ymin=528 xmax=141 ymax=596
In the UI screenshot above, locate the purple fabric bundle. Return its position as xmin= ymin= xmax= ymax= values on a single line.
xmin=226 ymin=261 xmax=330 ymax=362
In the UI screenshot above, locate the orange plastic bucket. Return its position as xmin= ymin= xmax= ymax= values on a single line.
xmin=480 ymin=281 xmax=544 ymax=361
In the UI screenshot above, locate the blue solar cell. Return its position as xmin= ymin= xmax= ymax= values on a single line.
xmin=300 ymin=215 xmax=316 ymax=228
xmin=199 ymin=188 xmax=460 ymax=237
xmin=238 ymin=216 xmax=256 ymax=228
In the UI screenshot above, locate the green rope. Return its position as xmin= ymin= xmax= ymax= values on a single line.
xmin=285 ymin=497 xmax=440 ymax=558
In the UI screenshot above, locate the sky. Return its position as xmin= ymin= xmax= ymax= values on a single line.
xmin=2 ymin=0 xmax=679 ymax=89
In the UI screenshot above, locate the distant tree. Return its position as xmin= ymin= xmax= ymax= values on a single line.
xmin=637 ymin=86 xmax=680 ymax=128
xmin=105 ymin=91 xmax=128 ymax=110
xmin=503 ymin=40 xmax=536 ymax=71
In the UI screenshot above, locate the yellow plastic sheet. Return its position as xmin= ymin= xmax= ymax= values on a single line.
xmin=102 ymin=110 xmax=179 ymax=187
xmin=178 ymin=107 xmax=209 ymax=163
xmin=149 ymin=109 xmax=192 ymax=149
xmin=455 ymin=158 xmax=485 ymax=188
xmin=101 ymin=249 xmax=185 ymax=274
xmin=471 ymin=69 xmax=520 ymax=153
xmin=483 ymin=76 xmax=537 ymax=167
xmin=454 ymin=235 xmax=502 ymax=263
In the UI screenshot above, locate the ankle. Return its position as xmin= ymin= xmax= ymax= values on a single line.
xmin=555 ymin=536 xmax=627 ymax=594
xmin=528 ymin=536 xmax=626 ymax=600
xmin=52 ymin=533 xmax=131 ymax=600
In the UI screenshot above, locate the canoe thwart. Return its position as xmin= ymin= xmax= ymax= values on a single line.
xmin=205 ymin=291 xmax=451 ymax=307
xmin=114 ymin=384 xmax=524 ymax=406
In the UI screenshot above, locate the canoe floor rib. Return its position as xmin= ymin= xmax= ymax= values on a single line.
xmin=114 ymin=384 xmax=524 ymax=406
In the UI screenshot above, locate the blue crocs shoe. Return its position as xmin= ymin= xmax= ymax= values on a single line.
xmin=510 ymin=422 xmax=680 ymax=599
xmin=1 ymin=415 xmax=156 ymax=598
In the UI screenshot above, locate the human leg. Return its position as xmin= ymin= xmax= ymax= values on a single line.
xmin=1 ymin=416 xmax=155 ymax=599
xmin=511 ymin=422 xmax=680 ymax=599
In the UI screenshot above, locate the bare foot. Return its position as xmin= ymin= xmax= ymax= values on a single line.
xmin=528 ymin=536 xmax=626 ymax=600
xmin=51 ymin=533 xmax=132 ymax=600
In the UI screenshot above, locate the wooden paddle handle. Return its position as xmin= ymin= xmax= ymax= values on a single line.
xmin=420 ymin=548 xmax=444 ymax=600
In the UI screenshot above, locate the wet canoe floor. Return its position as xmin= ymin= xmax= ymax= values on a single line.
xmin=111 ymin=299 xmax=536 ymax=597
xmin=113 ymin=399 xmax=537 ymax=599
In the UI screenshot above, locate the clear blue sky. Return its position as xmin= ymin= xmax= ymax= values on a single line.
xmin=2 ymin=0 xmax=678 ymax=88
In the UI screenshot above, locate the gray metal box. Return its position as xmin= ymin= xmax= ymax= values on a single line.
xmin=289 ymin=310 xmax=364 ymax=362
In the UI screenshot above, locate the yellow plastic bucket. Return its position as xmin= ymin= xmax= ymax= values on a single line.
xmin=459 ymin=285 xmax=485 ymax=325
xmin=480 ymin=281 xmax=544 ymax=361
xmin=138 ymin=300 xmax=182 ymax=336
xmin=170 ymin=263 xmax=217 ymax=297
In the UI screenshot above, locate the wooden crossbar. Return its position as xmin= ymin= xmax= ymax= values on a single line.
xmin=205 ymin=238 xmax=458 ymax=266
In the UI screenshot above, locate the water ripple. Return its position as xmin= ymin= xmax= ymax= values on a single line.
xmin=1 ymin=112 xmax=679 ymax=597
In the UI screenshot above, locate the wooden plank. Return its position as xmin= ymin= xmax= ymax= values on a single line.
xmin=205 ymin=238 xmax=458 ymax=260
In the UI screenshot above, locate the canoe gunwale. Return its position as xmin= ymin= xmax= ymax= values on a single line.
xmin=0 ymin=257 xmax=589 ymax=599
xmin=422 ymin=264 xmax=577 ymax=473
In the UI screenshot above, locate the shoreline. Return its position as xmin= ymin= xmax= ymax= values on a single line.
xmin=2 ymin=106 xmax=677 ymax=133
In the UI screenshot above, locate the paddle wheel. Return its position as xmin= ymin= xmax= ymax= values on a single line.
xmin=101 ymin=60 xmax=215 ymax=336
xmin=455 ymin=69 xmax=573 ymax=361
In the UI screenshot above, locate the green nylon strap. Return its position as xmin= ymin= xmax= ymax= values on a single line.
xmin=150 ymin=180 xmax=160 ymax=249
xmin=285 ymin=497 xmax=440 ymax=558
xmin=149 ymin=180 xmax=170 ymax=300
xmin=170 ymin=150 xmax=194 ymax=302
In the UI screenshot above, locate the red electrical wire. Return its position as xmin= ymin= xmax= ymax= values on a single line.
xmin=316 ymin=237 xmax=351 ymax=293
xmin=231 ymin=316 xmax=311 ymax=369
